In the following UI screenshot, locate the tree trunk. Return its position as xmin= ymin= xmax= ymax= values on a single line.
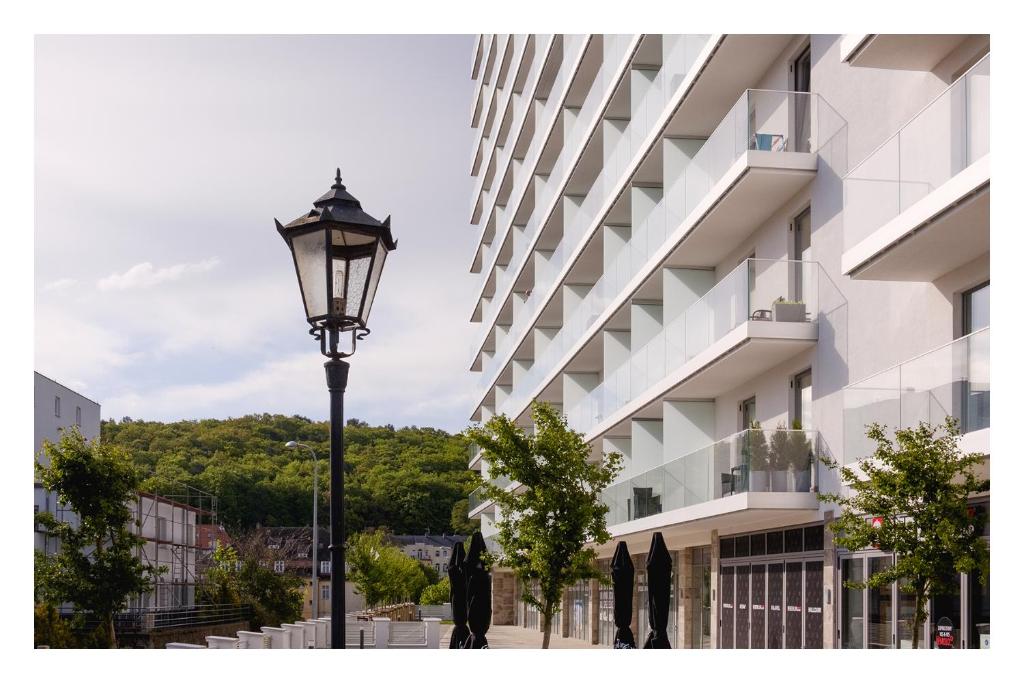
xmin=541 ymin=603 xmax=552 ymax=649
xmin=912 ymin=588 xmax=925 ymax=650
xmin=107 ymin=613 xmax=117 ymax=649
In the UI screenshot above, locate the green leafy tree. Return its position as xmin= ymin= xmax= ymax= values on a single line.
xmin=34 ymin=603 xmax=78 ymax=649
xmin=449 ymin=499 xmax=480 ymax=536
xmin=348 ymin=530 xmax=431 ymax=607
xmin=198 ymin=534 xmax=304 ymax=629
xmin=34 ymin=429 xmax=158 ymax=648
xmin=466 ymin=402 xmax=622 ymax=648
xmin=419 ymin=577 xmax=450 ymax=606
xmin=819 ymin=417 xmax=989 ymax=648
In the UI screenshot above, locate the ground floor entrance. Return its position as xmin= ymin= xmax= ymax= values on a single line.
xmin=719 ymin=523 xmax=825 ymax=649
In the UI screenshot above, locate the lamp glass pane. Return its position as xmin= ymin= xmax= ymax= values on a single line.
xmin=291 ymin=230 xmax=327 ymax=319
xmin=362 ymin=241 xmax=388 ymax=324
xmin=345 ymin=254 xmax=371 ymax=319
xmin=331 ymin=257 xmax=348 ymax=318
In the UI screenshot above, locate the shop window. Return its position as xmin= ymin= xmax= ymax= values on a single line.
xmin=785 ymin=527 xmax=804 ymax=553
xmin=804 ymin=525 xmax=824 ymax=551
xmin=719 ymin=536 xmax=735 ymax=559
xmin=766 ymin=531 xmax=784 ymax=555
xmin=749 ymin=533 xmax=766 ymax=556
xmin=734 ymin=535 xmax=750 ymax=558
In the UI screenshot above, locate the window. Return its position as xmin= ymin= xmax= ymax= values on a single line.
xmin=435 ymin=549 xmax=440 ymax=557
xmin=793 ymin=369 xmax=812 ymax=430
xmin=274 ymin=560 xmax=286 ymax=573
xmin=75 ymin=406 xmax=82 ymax=427
xmin=740 ymin=397 xmax=756 ymax=430
xmin=54 ymin=396 xmax=61 ymax=418
xmin=443 ymin=549 xmax=448 ymax=557
xmin=435 ymin=563 xmax=440 ymax=573
xmin=320 ymin=560 xmax=331 ymax=574
xmin=321 ymin=585 xmax=330 ymax=600
xmin=442 ymin=563 xmax=447 ymax=572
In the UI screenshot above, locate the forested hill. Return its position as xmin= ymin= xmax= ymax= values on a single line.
xmin=101 ymin=414 xmax=480 ymax=536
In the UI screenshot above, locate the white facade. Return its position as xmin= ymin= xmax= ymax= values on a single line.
xmin=34 ymin=372 xmax=101 ymax=554
xmin=465 ymin=34 xmax=990 ymax=649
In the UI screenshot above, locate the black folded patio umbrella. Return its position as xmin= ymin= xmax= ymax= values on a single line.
xmin=447 ymin=541 xmax=470 ymax=649
xmin=643 ymin=532 xmax=672 ymax=649
xmin=611 ymin=540 xmax=636 ymax=649
xmin=463 ymin=531 xmax=491 ymax=649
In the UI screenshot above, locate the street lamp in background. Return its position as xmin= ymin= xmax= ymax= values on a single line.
xmin=286 ymin=441 xmax=320 ymax=619
xmin=276 ymin=169 xmax=397 ymax=649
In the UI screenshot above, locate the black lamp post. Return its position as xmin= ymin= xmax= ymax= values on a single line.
xmin=276 ymin=169 xmax=396 ymax=649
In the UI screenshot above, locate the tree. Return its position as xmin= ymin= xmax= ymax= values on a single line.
xmin=347 ymin=530 xmax=430 ymax=607
xmin=818 ymin=417 xmax=989 ymax=648
xmin=449 ymin=499 xmax=481 ymax=536
xmin=34 ymin=428 xmax=158 ymax=648
xmin=466 ymin=401 xmax=622 ymax=648
xmin=419 ymin=577 xmax=451 ymax=606
xmin=197 ymin=534 xmax=304 ymax=629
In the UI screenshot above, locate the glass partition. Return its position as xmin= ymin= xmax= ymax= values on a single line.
xmin=602 ymin=428 xmax=818 ymax=526
xmin=844 ymin=54 xmax=989 ymax=250
xmin=844 ymin=327 xmax=989 ymax=462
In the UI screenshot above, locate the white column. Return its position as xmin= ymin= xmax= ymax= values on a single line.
xmin=297 ymin=621 xmax=317 ymax=649
xmin=424 ymin=618 xmax=442 ymax=649
xmin=236 ymin=630 xmax=269 ymax=649
xmin=373 ymin=617 xmax=391 ymax=649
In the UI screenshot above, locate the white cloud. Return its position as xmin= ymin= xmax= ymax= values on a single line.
xmin=42 ymin=277 xmax=77 ymax=292
xmin=34 ymin=304 xmax=142 ymax=393
xmin=97 ymin=258 xmax=220 ymax=291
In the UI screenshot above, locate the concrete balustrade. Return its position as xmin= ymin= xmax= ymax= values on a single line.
xmin=205 ymin=635 xmax=242 ymax=649
xmin=373 ymin=617 xmax=390 ymax=649
xmin=260 ymin=626 xmax=287 ymax=648
xmin=424 ymin=618 xmax=441 ymax=649
xmin=282 ymin=623 xmax=305 ymax=648
xmin=166 ymin=643 xmax=205 ymax=648
xmin=296 ymin=621 xmax=317 ymax=648
xmin=237 ymin=630 xmax=270 ymax=649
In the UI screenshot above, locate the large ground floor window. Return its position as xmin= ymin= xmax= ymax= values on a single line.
xmin=565 ymin=579 xmax=591 ymax=642
xmin=838 ymin=500 xmax=989 ymax=650
xmin=597 ymin=559 xmax=614 ymax=646
xmin=686 ymin=546 xmax=712 ymax=649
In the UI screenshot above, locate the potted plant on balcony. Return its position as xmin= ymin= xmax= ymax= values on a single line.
xmin=771 ymin=297 xmax=806 ymax=323
xmin=768 ymin=424 xmax=791 ymax=492
xmin=746 ymin=421 xmax=770 ymax=493
xmin=784 ymin=421 xmax=814 ymax=492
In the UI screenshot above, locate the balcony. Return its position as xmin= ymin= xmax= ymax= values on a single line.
xmin=468 ymin=444 xmax=483 ymax=471
xmin=473 ymin=88 xmax=842 ymax=420
xmin=602 ymin=428 xmax=820 ymax=537
xmin=467 ymin=475 xmax=513 ymax=518
xmin=568 ymin=259 xmax=826 ymax=438
xmin=842 ymin=55 xmax=989 ymax=281
xmin=843 ymin=327 xmax=990 ymax=465
xmin=839 ymin=34 xmax=981 ymax=71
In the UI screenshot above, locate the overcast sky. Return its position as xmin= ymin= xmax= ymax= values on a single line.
xmin=35 ymin=35 xmax=479 ymax=431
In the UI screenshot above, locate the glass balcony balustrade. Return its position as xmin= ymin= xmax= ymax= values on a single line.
xmin=470 ymin=35 xmax=526 ymax=202
xmin=844 ymin=54 xmax=989 ymax=251
xmin=603 ymin=428 xmax=819 ymax=526
xmin=485 ymin=88 xmax=840 ymax=416
xmin=477 ymin=36 xmax=710 ymax=394
xmin=562 ymin=259 xmax=821 ymax=433
xmin=467 ymin=474 xmax=514 ymax=514
xmin=843 ymin=327 xmax=990 ymax=463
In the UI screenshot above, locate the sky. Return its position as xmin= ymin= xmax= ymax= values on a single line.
xmin=35 ymin=35 xmax=480 ymax=432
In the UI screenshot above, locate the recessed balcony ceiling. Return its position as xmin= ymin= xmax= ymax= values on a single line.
xmin=841 ymin=34 xmax=975 ymax=72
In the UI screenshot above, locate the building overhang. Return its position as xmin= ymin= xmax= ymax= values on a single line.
xmin=594 ymin=493 xmax=821 ymax=558
xmin=842 ymin=157 xmax=989 ymax=281
xmin=840 ymin=34 xmax=974 ymax=71
xmin=589 ymin=321 xmax=818 ymax=439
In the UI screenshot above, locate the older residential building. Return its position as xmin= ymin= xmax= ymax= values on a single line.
xmin=34 ymin=371 xmax=212 ymax=611
xmin=465 ymin=34 xmax=990 ymax=649
xmin=388 ymin=533 xmax=467 ymax=575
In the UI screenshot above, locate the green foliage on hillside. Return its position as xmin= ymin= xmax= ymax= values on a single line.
xmin=101 ymin=414 xmax=480 ymax=536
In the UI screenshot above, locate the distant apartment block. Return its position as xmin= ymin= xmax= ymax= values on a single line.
xmin=34 ymin=371 xmax=214 ymax=611
xmin=388 ymin=533 xmax=467 ymax=575
xmin=464 ymin=34 xmax=990 ymax=649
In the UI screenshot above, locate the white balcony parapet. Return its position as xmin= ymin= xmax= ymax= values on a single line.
xmin=205 ymin=635 xmax=242 ymax=649
xmin=842 ymin=55 xmax=989 ymax=278
xmin=475 ymin=86 xmax=842 ymax=415
xmin=603 ymin=428 xmax=820 ymax=528
xmin=237 ymin=630 xmax=270 ymax=649
xmin=843 ymin=327 xmax=990 ymax=464
xmin=473 ymin=35 xmax=701 ymax=388
xmin=260 ymin=625 xmax=287 ymax=649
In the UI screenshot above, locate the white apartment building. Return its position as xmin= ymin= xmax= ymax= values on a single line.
xmin=34 ymin=371 xmax=203 ymax=611
xmin=464 ymin=34 xmax=990 ymax=650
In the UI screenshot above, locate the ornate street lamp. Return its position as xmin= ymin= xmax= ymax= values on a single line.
xmin=276 ymin=169 xmax=396 ymax=649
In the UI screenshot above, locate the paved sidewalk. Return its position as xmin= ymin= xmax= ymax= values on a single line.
xmin=440 ymin=624 xmax=604 ymax=649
